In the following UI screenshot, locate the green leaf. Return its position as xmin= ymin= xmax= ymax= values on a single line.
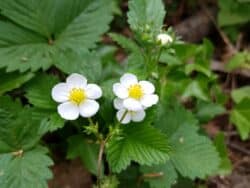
xmin=231 ymin=86 xmax=250 ymax=104
xmin=226 ymin=51 xmax=250 ymax=71
xmin=107 ymin=123 xmax=170 ymax=173
xmin=230 ymin=99 xmax=250 ymax=140
xmin=140 ymin=161 xmax=177 ymax=188
xmin=182 ymin=80 xmax=209 ymax=101
xmin=0 ymin=96 xmax=42 ymax=153
xmin=195 ymin=101 xmax=226 ymax=123
xmin=0 ymin=0 xmax=113 ymax=72
xmin=0 ymin=146 xmax=53 ymax=188
xmin=0 ymin=70 xmax=34 ymax=95
xmin=127 ymin=0 xmax=165 ymax=32
xmin=55 ymin=50 xmax=102 ymax=82
xmin=155 ymin=102 xmax=220 ymax=180
xmin=67 ymin=135 xmax=100 ymax=176
xmin=25 ymin=73 xmax=59 ymax=110
xmin=214 ymin=133 xmax=232 ymax=175
xmin=109 ymin=33 xmax=140 ymax=52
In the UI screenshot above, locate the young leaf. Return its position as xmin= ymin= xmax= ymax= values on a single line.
xmin=0 ymin=146 xmax=53 ymax=188
xmin=107 ymin=123 xmax=170 ymax=173
xmin=0 ymin=70 xmax=34 ymax=95
xmin=231 ymin=86 xmax=250 ymax=104
xmin=230 ymin=99 xmax=250 ymax=140
xmin=127 ymin=0 xmax=165 ymax=32
xmin=25 ymin=73 xmax=59 ymax=110
xmin=0 ymin=0 xmax=113 ymax=72
xmin=67 ymin=135 xmax=100 ymax=176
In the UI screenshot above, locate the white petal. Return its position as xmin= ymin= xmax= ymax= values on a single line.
xmin=66 ymin=73 xmax=87 ymax=89
xmin=57 ymin=102 xmax=79 ymax=120
xmin=117 ymin=109 xmax=131 ymax=124
xmin=140 ymin=94 xmax=159 ymax=108
xmin=113 ymin=98 xmax=124 ymax=110
xmin=120 ymin=73 xmax=138 ymax=88
xmin=139 ymin=81 xmax=155 ymax=94
xmin=113 ymin=83 xmax=128 ymax=99
xmin=131 ymin=110 xmax=146 ymax=122
xmin=86 ymin=84 xmax=102 ymax=99
xmin=52 ymin=83 xmax=70 ymax=103
xmin=79 ymin=99 xmax=99 ymax=118
xmin=123 ymin=98 xmax=143 ymax=111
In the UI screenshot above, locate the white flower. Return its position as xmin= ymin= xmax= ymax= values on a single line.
xmin=114 ymin=98 xmax=146 ymax=124
xmin=113 ymin=73 xmax=159 ymax=111
xmin=52 ymin=73 xmax=102 ymax=120
xmin=157 ymin=33 xmax=173 ymax=45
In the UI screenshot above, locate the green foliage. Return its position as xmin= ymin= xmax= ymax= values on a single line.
xmin=0 ymin=70 xmax=34 ymax=95
xmin=230 ymin=99 xmax=250 ymax=140
xmin=226 ymin=51 xmax=250 ymax=71
xmin=214 ymin=133 xmax=232 ymax=175
xmin=67 ymin=135 xmax=100 ymax=176
xmin=0 ymin=0 xmax=113 ymax=72
xmin=231 ymin=86 xmax=250 ymax=103
xmin=127 ymin=0 xmax=165 ymax=34
xmin=107 ymin=123 xmax=170 ymax=173
xmin=0 ymin=96 xmax=42 ymax=153
xmin=0 ymin=146 xmax=53 ymax=188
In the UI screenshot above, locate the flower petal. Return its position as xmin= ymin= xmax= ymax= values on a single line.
xmin=140 ymin=94 xmax=159 ymax=108
xmin=120 ymin=73 xmax=138 ymax=88
xmin=113 ymin=83 xmax=128 ymax=99
xmin=57 ymin=102 xmax=79 ymax=120
xmin=52 ymin=83 xmax=70 ymax=102
xmin=86 ymin=84 xmax=102 ymax=99
xmin=131 ymin=110 xmax=146 ymax=122
xmin=139 ymin=81 xmax=155 ymax=94
xmin=123 ymin=98 xmax=143 ymax=111
xmin=79 ymin=99 xmax=99 ymax=118
xmin=113 ymin=98 xmax=124 ymax=110
xmin=117 ymin=109 xmax=131 ymax=124
xmin=66 ymin=73 xmax=87 ymax=89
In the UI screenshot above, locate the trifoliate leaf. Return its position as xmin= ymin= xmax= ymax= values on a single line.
xmin=0 ymin=70 xmax=34 ymax=95
xmin=67 ymin=135 xmax=100 ymax=176
xmin=230 ymin=99 xmax=250 ymax=140
xmin=0 ymin=96 xmax=41 ymax=154
xmin=0 ymin=146 xmax=53 ymax=188
xmin=127 ymin=0 xmax=165 ymax=33
xmin=107 ymin=123 xmax=170 ymax=173
xmin=0 ymin=0 xmax=113 ymax=72
xmin=25 ymin=73 xmax=59 ymax=110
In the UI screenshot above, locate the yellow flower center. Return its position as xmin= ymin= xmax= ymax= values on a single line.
xmin=69 ymin=88 xmax=86 ymax=105
xmin=128 ymin=84 xmax=143 ymax=99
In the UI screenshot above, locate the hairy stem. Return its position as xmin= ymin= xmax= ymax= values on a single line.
xmin=97 ymin=140 xmax=105 ymax=188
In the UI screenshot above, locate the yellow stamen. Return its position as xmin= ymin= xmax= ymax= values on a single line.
xmin=128 ymin=84 xmax=143 ymax=99
xmin=69 ymin=88 xmax=86 ymax=105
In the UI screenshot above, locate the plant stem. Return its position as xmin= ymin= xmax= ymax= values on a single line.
xmin=97 ymin=140 xmax=105 ymax=188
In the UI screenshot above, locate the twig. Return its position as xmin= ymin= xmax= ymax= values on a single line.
xmin=227 ymin=142 xmax=250 ymax=156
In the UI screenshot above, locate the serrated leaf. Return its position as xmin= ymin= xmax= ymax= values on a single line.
xmin=155 ymin=102 xmax=220 ymax=180
xmin=67 ymin=135 xmax=100 ymax=176
xmin=55 ymin=50 xmax=102 ymax=82
xmin=25 ymin=73 xmax=59 ymax=110
xmin=0 ymin=96 xmax=42 ymax=153
xmin=39 ymin=113 xmax=65 ymax=135
xmin=127 ymin=0 xmax=165 ymax=32
xmin=0 ymin=0 xmax=113 ymax=72
xmin=107 ymin=123 xmax=170 ymax=173
xmin=0 ymin=70 xmax=34 ymax=95
xmin=140 ymin=161 xmax=177 ymax=188
xmin=0 ymin=146 xmax=53 ymax=188
xmin=182 ymin=80 xmax=209 ymax=101
xmin=109 ymin=33 xmax=140 ymax=52
xmin=230 ymin=99 xmax=250 ymax=140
